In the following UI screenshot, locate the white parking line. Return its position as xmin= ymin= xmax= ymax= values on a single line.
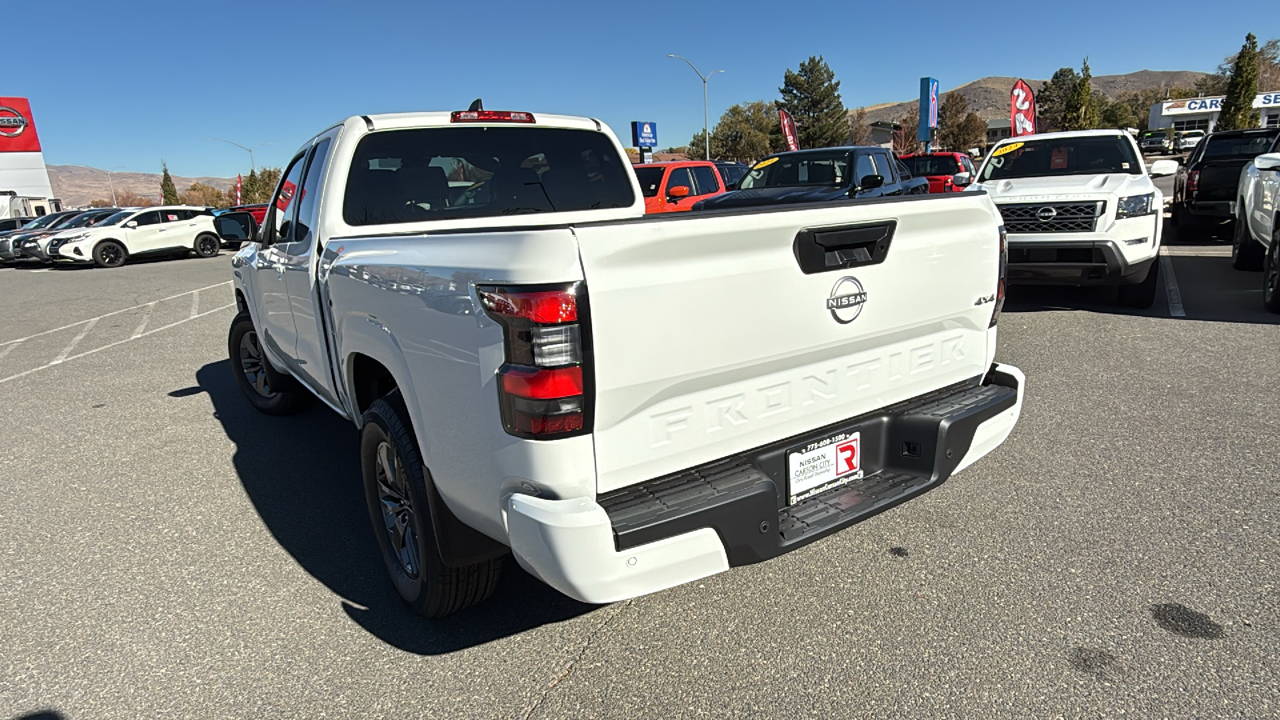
xmin=1159 ymin=247 xmax=1186 ymax=317
xmin=190 ymin=289 xmax=200 ymax=319
xmin=0 ymin=341 xmax=18 ymax=360
xmin=0 ymin=303 xmax=235 ymax=386
xmin=0 ymin=280 xmax=232 ymax=347
xmin=52 ymin=318 xmax=99 ymax=364
xmin=131 ymin=302 xmax=157 ymax=339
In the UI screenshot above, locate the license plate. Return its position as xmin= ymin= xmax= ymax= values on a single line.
xmin=786 ymin=431 xmax=862 ymax=505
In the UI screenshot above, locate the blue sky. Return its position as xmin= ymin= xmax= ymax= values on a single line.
xmin=9 ymin=0 xmax=1273 ymax=178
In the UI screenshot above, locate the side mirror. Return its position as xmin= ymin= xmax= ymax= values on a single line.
xmin=857 ymin=174 xmax=885 ymax=192
xmin=215 ymin=212 xmax=257 ymax=244
xmin=668 ymin=185 xmax=691 ymax=200
xmin=1149 ymin=159 xmax=1179 ymax=178
xmin=952 ymin=172 xmax=973 ymax=188
xmin=1256 ymin=152 xmax=1280 ymax=172
xmin=125 ymin=221 xmax=138 ymax=229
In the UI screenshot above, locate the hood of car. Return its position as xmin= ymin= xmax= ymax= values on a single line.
xmin=696 ymin=185 xmax=850 ymax=209
xmin=975 ymin=173 xmax=1152 ymax=201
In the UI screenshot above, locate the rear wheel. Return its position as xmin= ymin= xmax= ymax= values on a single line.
xmin=227 ymin=311 xmax=308 ymax=415
xmin=194 ymin=233 xmax=221 ymax=258
xmin=92 ymin=240 xmax=127 ymax=268
xmin=1118 ymin=258 xmax=1160 ymax=309
xmin=1231 ymin=210 xmax=1265 ymax=270
xmin=361 ymin=391 xmax=505 ymax=618
xmin=1263 ymin=232 xmax=1280 ymax=314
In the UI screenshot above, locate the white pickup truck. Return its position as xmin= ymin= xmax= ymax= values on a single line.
xmin=973 ymin=130 xmax=1178 ymax=308
xmin=1233 ymin=138 xmax=1280 ymax=313
xmin=214 ymin=107 xmax=1025 ymax=617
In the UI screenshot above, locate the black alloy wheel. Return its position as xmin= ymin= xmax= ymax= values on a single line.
xmin=1264 ymin=232 xmax=1280 ymax=314
xmin=238 ymin=330 xmax=276 ymax=399
xmin=195 ymin=234 xmax=220 ymax=258
xmin=374 ymin=440 xmax=421 ymax=579
xmin=93 ymin=241 xmax=126 ymax=268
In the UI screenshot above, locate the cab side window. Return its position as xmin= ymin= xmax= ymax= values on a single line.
xmin=132 ymin=211 xmax=163 ymax=227
xmin=267 ymin=154 xmax=308 ymax=244
xmin=292 ymin=137 xmax=333 ymax=247
xmin=666 ymin=167 xmax=694 ymax=196
xmin=690 ymin=166 xmax=720 ymax=195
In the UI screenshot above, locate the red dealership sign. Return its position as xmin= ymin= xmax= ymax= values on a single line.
xmin=0 ymin=97 xmax=42 ymax=153
xmin=1010 ymin=80 xmax=1036 ymax=137
xmin=779 ymin=109 xmax=799 ymax=152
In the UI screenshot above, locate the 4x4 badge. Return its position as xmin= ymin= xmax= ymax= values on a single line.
xmin=827 ymin=276 xmax=867 ymax=324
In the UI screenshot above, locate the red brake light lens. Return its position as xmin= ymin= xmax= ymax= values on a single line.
xmin=478 ymin=284 xmax=589 ymax=440
xmin=451 ymin=110 xmax=536 ymax=124
xmin=1188 ymin=170 xmax=1200 ymax=195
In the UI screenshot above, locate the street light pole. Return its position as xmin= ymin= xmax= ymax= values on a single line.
xmin=68 ymin=165 xmax=125 ymax=206
xmin=206 ymin=138 xmax=273 ymax=172
xmin=667 ymin=55 xmax=723 ymax=161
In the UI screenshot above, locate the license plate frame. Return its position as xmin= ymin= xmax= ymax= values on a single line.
xmin=785 ymin=430 xmax=862 ymax=505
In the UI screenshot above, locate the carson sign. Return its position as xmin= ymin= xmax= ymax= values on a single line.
xmin=1161 ymin=92 xmax=1280 ymax=115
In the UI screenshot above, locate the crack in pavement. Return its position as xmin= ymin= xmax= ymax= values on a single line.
xmin=522 ymin=599 xmax=634 ymax=720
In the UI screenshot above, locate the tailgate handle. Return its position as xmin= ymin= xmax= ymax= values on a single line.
xmin=793 ymin=221 xmax=895 ymax=275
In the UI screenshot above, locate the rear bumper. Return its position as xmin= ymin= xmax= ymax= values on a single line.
xmin=1186 ymin=199 xmax=1235 ymax=219
xmin=506 ymin=364 xmax=1024 ymax=604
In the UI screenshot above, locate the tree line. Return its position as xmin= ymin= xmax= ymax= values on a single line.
xmin=88 ymin=165 xmax=282 ymax=208
xmin=673 ymin=35 xmax=1275 ymax=163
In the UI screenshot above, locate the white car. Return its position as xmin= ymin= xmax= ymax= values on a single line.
xmin=1233 ymin=138 xmax=1280 ymax=312
xmin=54 ymin=205 xmax=222 ymax=268
xmin=1175 ymin=130 xmax=1205 ymax=153
xmin=972 ymin=129 xmax=1178 ymax=308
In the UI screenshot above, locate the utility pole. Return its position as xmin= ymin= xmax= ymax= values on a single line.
xmin=667 ymin=55 xmax=723 ymax=161
xmin=206 ymin=138 xmax=273 ymax=171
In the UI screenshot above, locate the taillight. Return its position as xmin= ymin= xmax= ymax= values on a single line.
xmin=991 ymin=225 xmax=1007 ymax=328
xmin=1188 ymin=170 xmax=1200 ymax=196
xmin=478 ymin=283 xmax=590 ymax=439
xmin=451 ymin=110 xmax=535 ymax=123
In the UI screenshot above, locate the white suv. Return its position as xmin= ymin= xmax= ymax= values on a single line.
xmin=972 ymin=130 xmax=1178 ymax=308
xmin=54 ymin=205 xmax=222 ymax=268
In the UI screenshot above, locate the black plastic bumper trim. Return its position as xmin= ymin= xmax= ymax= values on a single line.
xmin=598 ymin=369 xmax=1019 ymax=566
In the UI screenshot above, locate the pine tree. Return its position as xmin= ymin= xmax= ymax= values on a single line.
xmin=1036 ymin=68 xmax=1080 ymax=132
xmin=777 ymin=56 xmax=847 ymax=149
xmin=1217 ymin=33 xmax=1261 ymax=131
xmin=160 ymin=163 xmax=180 ymax=205
xmin=937 ymin=92 xmax=970 ymax=151
xmin=1062 ymin=58 xmax=1100 ymax=131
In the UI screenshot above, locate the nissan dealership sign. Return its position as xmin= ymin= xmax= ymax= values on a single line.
xmin=0 ymin=97 xmax=54 ymax=203
xmin=0 ymin=98 xmax=42 ymax=152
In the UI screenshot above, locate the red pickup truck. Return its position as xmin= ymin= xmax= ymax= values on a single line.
xmin=632 ymin=161 xmax=725 ymax=213
xmin=898 ymin=152 xmax=976 ymax=194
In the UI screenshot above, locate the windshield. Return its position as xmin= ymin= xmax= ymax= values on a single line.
xmin=63 ymin=212 xmax=109 ymax=229
xmin=342 ymin=127 xmax=635 ymax=226
xmin=1201 ymin=132 xmax=1278 ymax=159
xmin=980 ymin=136 xmax=1141 ymax=182
xmin=901 ymin=155 xmax=960 ymax=176
xmin=23 ymin=213 xmax=67 ymax=230
xmin=634 ymin=167 xmax=665 ymax=198
xmin=50 ymin=213 xmax=90 ymax=230
xmin=738 ymin=150 xmax=853 ymax=190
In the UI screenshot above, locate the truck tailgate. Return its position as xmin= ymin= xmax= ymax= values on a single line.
xmin=1197 ymin=160 xmax=1249 ymax=201
xmin=574 ymin=195 xmax=1003 ymax=493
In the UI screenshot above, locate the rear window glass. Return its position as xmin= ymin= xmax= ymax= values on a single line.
xmin=901 ymin=155 xmax=960 ymax=176
xmin=634 ymin=166 xmax=664 ymax=197
xmin=1201 ymin=132 xmax=1279 ymax=159
xmin=343 ymin=127 xmax=635 ymax=226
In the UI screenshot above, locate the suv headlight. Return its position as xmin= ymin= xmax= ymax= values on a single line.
xmin=1116 ymin=192 xmax=1154 ymax=219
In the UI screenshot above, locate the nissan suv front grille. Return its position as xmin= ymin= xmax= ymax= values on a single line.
xmin=997 ymin=201 xmax=1104 ymax=234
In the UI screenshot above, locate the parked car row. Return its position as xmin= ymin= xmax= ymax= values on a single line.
xmin=0 ymin=204 xmax=260 ymax=268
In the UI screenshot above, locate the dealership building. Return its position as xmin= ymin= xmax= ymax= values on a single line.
xmin=1148 ymin=91 xmax=1280 ymax=133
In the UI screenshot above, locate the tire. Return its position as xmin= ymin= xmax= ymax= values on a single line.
xmin=227 ymin=311 xmax=309 ymax=415
xmin=1231 ymin=209 xmax=1265 ymax=271
xmin=361 ymin=390 xmax=505 ymax=618
xmin=1264 ymin=232 xmax=1280 ymax=314
xmin=92 ymin=240 xmax=127 ymax=269
xmin=194 ymin=233 xmax=221 ymax=258
xmin=1118 ymin=258 xmax=1160 ymax=309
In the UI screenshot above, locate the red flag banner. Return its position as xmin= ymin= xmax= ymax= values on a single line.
xmin=1010 ymin=79 xmax=1036 ymax=136
xmin=779 ymin=109 xmax=799 ymax=152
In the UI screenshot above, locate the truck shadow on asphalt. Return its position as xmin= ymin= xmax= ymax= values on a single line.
xmin=193 ymin=361 xmax=598 ymax=655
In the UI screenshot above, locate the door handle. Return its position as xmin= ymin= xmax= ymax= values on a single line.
xmin=793 ymin=221 xmax=896 ymax=275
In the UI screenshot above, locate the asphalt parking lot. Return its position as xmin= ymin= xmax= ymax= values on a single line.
xmin=2 ymin=206 xmax=1278 ymax=718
